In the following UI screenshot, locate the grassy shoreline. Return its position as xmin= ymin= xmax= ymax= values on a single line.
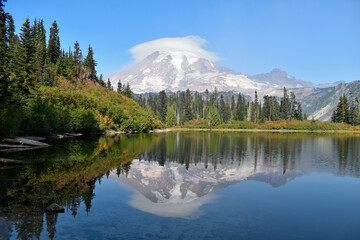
xmin=167 ymin=128 xmax=360 ymax=133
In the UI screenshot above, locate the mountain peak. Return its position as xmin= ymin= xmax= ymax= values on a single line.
xmin=107 ymin=52 xmax=317 ymax=94
xmin=270 ymin=68 xmax=287 ymax=74
xmin=249 ymin=68 xmax=314 ymax=88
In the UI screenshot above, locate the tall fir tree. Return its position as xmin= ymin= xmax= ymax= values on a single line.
xmin=290 ymin=92 xmax=297 ymax=119
xmin=34 ymin=19 xmax=46 ymax=78
xmin=157 ymin=90 xmax=167 ymax=122
xmin=280 ymin=87 xmax=291 ymax=120
xmin=0 ymin=0 xmax=8 ymax=101
xmin=179 ymin=91 xmax=186 ymax=124
xmin=124 ymin=82 xmax=132 ymax=98
xmin=354 ymin=97 xmax=360 ymax=125
xmin=10 ymin=18 xmax=36 ymax=98
xmin=117 ymin=80 xmax=122 ymax=94
xmin=148 ymin=93 xmax=156 ymax=114
xmin=219 ymin=95 xmax=226 ymax=123
xmin=231 ymin=95 xmax=236 ymax=118
xmin=73 ymin=40 xmax=82 ymax=80
xmin=83 ymin=44 xmax=97 ymax=81
xmin=165 ymin=106 xmax=177 ymax=127
xmin=235 ymin=93 xmax=247 ymax=121
xmin=106 ymin=78 xmax=112 ymax=90
xmin=295 ymin=101 xmax=303 ymax=120
xmin=208 ymin=106 xmax=220 ymax=127
xmin=251 ymin=91 xmax=259 ymax=122
xmin=47 ymin=20 xmax=60 ymax=64
xmin=335 ymin=94 xmax=350 ymax=123
xmin=343 ymin=94 xmax=350 ymax=124
xmin=224 ymin=100 xmax=231 ymax=123
xmin=184 ymin=89 xmax=193 ymax=121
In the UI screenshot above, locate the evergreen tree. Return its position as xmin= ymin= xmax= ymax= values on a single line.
xmin=65 ymin=49 xmax=76 ymax=79
xmin=117 ymin=80 xmax=122 ymax=94
xmin=295 ymin=101 xmax=303 ymax=120
xmin=290 ymin=92 xmax=297 ymax=119
xmin=262 ymin=95 xmax=272 ymax=121
xmin=208 ymin=106 xmax=220 ymax=127
xmin=83 ymin=44 xmax=97 ymax=80
xmin=343 ymin=94 xmax=350 ymax=124
xmin=47 ymin=20 xmax=60 ymax=64
xmin=34 ymin=19 xmax=46 ymax=78
xmin=19 ymin=17 xmax=35 ymax=74
xmin=210 ymin=87 xmax=218 ymax=108
xmin=165 ymin=106 xmax=177 ymax=127
xmin=55 ymin=54 xmax=66 ymax=77
xmin=184 ymin=89 xmax=193 ymax=121
xmin=219 ymin=94 xmax=226 ymax=123
xmin=349 ymin=92 xmax=360 ymax=126
xmin=354 ymin=97 xmax=360 ymax=125
xmin=335 ymin=94 xmax=350 ymax=123
xmin=235 ymin=93 xmax=247 ymax=121
xmin=124 ymin=82 xmax=132 ymax=98
xmin=179 ymin=91 xmax=186 ymax=124
xmin=192 ymin=91 xmax=203 ymax=120
xmin=157 ymin=90 xmax=167 ymax=122
xmin=98 ymin=74 xmax=103 ymax=84
xmin=224 ymin=100 xmax=231 ymax=123
xmin=6 ymin=12 xmax=14 ymax=40
xmin=0 ymin=0 xmax=9 ymax=101
xmin=106 ymin=78 xmax=112 ymax=90
xmin=73 ymin=40 xmax=82 ymax=80
xmin=280 ymin=87 xmax=291 ymax=120
xmin=231 ymin=95 xmax=236 ymax=117
xmin=251 ymin=91 xmax=259 ymax=122
xmin=335 ymin=96 xmax=345 ymax=123
xmin=9 ymin=18 xmax=36 ymax=98
xmin=148 ymin=94 xmax=156 ymax=114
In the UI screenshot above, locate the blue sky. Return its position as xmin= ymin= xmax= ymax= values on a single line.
xmin=5 ymin=0 xmax=360 ymax=84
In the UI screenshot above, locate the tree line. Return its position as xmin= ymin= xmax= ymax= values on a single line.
xmin=0 ymin=1 xmax=103 ymax=104
xmin=0 ymin=1 xmax=157 ymax=136
xmin=134 ymin=87 xmax=305 ymax=127
xmin=332 ymin=93 xmax=360 ymax=126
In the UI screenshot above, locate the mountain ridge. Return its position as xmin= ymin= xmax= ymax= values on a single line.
xmin=107 ymin=50 xmax=357 ymax=121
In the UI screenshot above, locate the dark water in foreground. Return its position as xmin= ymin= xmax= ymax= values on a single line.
xmin=1 ymin=132 xmax=360 ymax=239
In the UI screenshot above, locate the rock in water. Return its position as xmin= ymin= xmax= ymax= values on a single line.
xmin=45 ymin=203 xmax=65 ymax=213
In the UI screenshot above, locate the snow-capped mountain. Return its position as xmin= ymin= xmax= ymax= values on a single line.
xmin=107 ymin=50 xmax=313 ymax=95
xmin=107 ymin=49 xmax=357 ymax=120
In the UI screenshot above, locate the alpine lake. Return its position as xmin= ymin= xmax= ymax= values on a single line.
xmin=1 ymin=132 xmax=360 ymax=240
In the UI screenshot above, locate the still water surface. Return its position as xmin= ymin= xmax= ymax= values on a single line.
xmin=1 ymin=132 xmax=360 ymax=239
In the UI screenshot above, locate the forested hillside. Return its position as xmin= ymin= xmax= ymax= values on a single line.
xmin=134 ymin=87 xmax=304 ymax=127
xmin=0 ymin=0 xmax=158 ymax=136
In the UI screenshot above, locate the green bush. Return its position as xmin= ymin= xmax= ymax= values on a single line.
xmin=107 ymin=105 xmax=125 ymax=124
xmin=21 ymin=97 xmax=65 ymax=135
xmin=70 ymin=108 xmax=99 ymax=133
xmin=0 ymin=103 xmax=23 ymax=137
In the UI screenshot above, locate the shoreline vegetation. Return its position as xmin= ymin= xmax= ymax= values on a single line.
xmin=167 ymin=119 xmax=360 ymax=133
xmin=0 ymin=2 xmax=159 ymax=138
xmin=167 ymin=128 xmax=360 ymax=134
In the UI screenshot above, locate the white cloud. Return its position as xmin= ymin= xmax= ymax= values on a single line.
xmin=129 ymin=36 xmax=218 ymax=63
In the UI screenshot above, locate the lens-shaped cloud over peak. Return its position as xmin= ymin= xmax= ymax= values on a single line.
xmin=129 ymin=36 xmax=219 ymax=63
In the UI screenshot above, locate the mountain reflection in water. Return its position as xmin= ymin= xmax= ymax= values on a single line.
xmin=109 ymin=133 xmax=360 ymax=218
xmin=0 ymin=132 xmax=360 ymax=239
